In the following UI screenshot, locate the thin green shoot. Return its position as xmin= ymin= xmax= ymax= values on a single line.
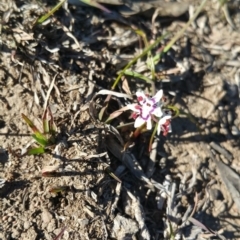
xmin=152 ymin=0 xmax=208 ymax=64
xmin=21 ymin=108 xmax=57 ymax=155
xmin=123 ymin=70 xmax=153 ymax=84
xmin=112 ymin=33 xmax=168 ymax=90
xmin=37 ymin=0 xmax=66 ymax=24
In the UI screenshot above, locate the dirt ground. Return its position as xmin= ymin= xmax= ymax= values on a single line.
xmin=0 ymin=0 xmax=240 ymax=239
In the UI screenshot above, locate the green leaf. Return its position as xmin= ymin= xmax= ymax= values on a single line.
xmin=47 ymin=107 xmax=57 ymax=134
xmin=148 ymin=123 xmax=158 ymax=152
xmin=112 ymin=33 xmax=168 ymax=90
xmin=49 ymin=186 xmax=69 ymax=193
xmin=105 ymin=168 xmax=122 ymax=183
xmin=162 ymin=0 xmax=207 ymax=54
xmin=27 ymin=147 xmax=46 ymax=155
xmin=37 ymin=0 xmax=66 ymax=24
xmin=42 ymin=108 xmax=57 ymax=144
xmin=22 ymin=114 xmax=41 ymax=133
xmin=134 ymin=29 xmax=155 ymax=81
xmin=42 ymin=108 xmax=50 ymax=134
xmin=166 ymin=105 xmax=180 ymax=119
xmin=22 ymin=114 xmax=48 ymax=146
xmin=98 ymin=104 xmax=108 ymax=121
xmin=123 ymin=70 xmax=153 ymax=84
xmin=32 ymin=134 xmax=49 ymax=147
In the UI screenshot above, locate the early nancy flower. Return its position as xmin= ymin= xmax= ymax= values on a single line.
xmin=157 ymin=114 xmax=172 ymax=136
xmin=127 ymin=90 xmax=164 ymax=130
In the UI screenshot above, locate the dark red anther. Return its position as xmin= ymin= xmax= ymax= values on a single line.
xmin=137 ymin=96 xmax=143 ymax=102
xmin=131 ymin=112 xmax=138 ymax=119
xmin=162 ymin=120 xmax=171 ymax=136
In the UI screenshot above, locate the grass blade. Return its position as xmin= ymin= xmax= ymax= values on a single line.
xmin=22 ymin=114 xmax=48 ymax=146
xmin=105 ymin=167 xmax=122 ymax=183
xmin=42 ymin=108 xmax=50 ymax=134
xmin=48 ymin=107 xmax=57 ymax=134
xmin=32 ymin=135 xmax=49 ymax=147
xmin=37 ymin=0 xmax=66 ymax=24
xmin=49 ymin=186 xmax=69 ymax=193
xmin=162 ymin=0 xmax=207 ymax=55
xmin=123 ymin=70 xmax=153 ymax=84
xmin=112 ymin=33 xmax=168 ymax=90
xmin=27 ymin=147 xmax=46 ymax=155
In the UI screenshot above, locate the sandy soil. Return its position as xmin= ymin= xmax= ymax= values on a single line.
xmin=0 ymin=0 xmax=240 ymax=239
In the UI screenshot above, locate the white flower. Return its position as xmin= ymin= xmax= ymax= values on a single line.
xmin=157 ymin=114 xmax=172 ymax=135
xmin=127 ymin=90 xmax=163 ymax=130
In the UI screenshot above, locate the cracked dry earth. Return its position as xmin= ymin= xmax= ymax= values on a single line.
xmin=1 ymin=0 xmax=240 ymax=239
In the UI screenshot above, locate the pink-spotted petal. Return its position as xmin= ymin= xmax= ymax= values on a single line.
xmin=134 ymin=116 xmax=146 ymax=128
xmin=126 ymin=104 xmax=141 ymax=113
xmin=136 ymin=91 xmax=147 ymax=105
xmin=152 ymin=90 xmax=163 ymax=102
xmin=157 ymin=115 xmax=171 ymax=135
xmin=159 ymin=115 xmax=171 ymax=125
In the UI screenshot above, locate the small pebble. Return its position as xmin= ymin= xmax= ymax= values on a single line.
xmin=23 ymin=221 xmax=31 ymax=230
xmin=11 ymin=229 xmax=20 ymax=239
xmin=42 ymin=208 xmax=53 ymax=225
xmin=159 ymin=157 xmax=167 ymax=168
xmin=47 ymin=219 xmax=56 ymax=233
xmin=232 ymin=125 xmax=240 ymax=136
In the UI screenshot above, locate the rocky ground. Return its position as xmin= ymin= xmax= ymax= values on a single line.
xmin=0 ymin=0 xmax=240 ymax=239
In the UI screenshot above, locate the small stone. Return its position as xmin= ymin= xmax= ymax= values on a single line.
xmin=159 ymin=157 xmax=167 ymax=168
xmin=25 ymin=226 xmax=37 ymax=239
xmin=42 ymin=208 xmax=53 ymax=229
xmin=227 ymin=112 xmax=233 ymax=125
xmin=111 ymin=215 xmax=138 ymax=239
xmin=47 ymin=219 xmax=56 ymax=233
xmin=232 ymin=125 xmax=240 ymax=136
xmin=23 ymin=221 xmax=31 ymax=229
xmin=11 ymin=229 xmax=20 ymax=239
xmin=78 ymin=218 xmax=89 ymax=228
xmin=196 ymin=15 xmax=208 ymax=30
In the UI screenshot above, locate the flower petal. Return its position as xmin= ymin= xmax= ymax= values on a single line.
xmin=168 ymin=123 xmax=172 ymax=133
xmin=157 ymin=115 xmax=172 ymax=135
xmin=141 ymin=106 xmax=151 ymax=119
xmin=146 ymin=118 xmax=152 ymax=130
xmin=134 ymin=116 xmax=146 ymax=128
xmin=159 ymin=115 xmax=171 ymax=125
xmin=152 ymin=89 xmax=163 ymax=102
xmin=152 ymin=107 xmax=163 ymax=117
xmin=126 ymin=104 xmax=141 ymax=113
xmin=136 ymin=91 xmax=147 ymax=105
xmin=157 ymin=124 xmax=161 ymax=135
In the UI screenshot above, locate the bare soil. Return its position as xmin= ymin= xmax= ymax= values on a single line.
xmin=0 ymin=0 xmax=240 ymax=239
